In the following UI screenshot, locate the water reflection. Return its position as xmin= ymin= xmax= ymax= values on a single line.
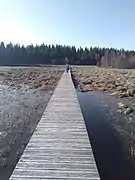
xmin=77 ymin=91 xmax=135 ymax=180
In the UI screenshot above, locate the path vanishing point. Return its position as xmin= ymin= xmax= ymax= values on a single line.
xmin=10 ymin=71 xmax=100 ymax=180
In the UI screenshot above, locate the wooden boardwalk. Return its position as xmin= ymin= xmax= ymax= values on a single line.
xmin=10 ymin=71 xmax=100 ymax=180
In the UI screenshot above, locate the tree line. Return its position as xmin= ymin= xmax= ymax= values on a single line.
xmin=0 ymin=42 xmax=135 ymax=68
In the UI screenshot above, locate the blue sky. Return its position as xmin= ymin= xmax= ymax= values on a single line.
xmin=0 ymin=0 xmax=135 ymax=49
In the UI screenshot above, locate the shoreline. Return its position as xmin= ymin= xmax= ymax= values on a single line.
xmin=0 ymin=67 xmax=63 ymax=180
xmin=72 ymin=66 xmax=135 ymax=166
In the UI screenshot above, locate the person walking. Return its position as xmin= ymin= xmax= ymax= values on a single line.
xmin=66 ymin=63 xmax=70 ymax=73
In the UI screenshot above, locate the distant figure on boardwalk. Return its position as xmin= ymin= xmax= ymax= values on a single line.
xmin=66 ymin=63 xmax=70 ymax=73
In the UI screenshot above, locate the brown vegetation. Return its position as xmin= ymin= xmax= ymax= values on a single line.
xmin=73 ymin=66 xmax=135 ymax=97
xmin=73 ymin=66 xmax=135 ymax=115
xmin=0 ymin=67 xmax=63 ymax=91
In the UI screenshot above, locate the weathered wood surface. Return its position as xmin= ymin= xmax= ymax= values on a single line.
xmin=10 ymin=71 xmax=100 ymax=180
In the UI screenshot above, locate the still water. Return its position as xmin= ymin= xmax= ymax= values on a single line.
xmin=77 ymin=91 xmax=135 ymax=180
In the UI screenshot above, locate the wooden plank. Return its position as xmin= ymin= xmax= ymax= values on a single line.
xmin=10 ymin=71 xmax=100 ymax=180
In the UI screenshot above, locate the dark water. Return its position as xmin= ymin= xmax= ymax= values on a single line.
xmin=77 ymin=91 xmax=135 ymax=180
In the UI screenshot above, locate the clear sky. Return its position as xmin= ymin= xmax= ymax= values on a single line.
xmin=0 ymin=0 xmax=135 ymax=49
